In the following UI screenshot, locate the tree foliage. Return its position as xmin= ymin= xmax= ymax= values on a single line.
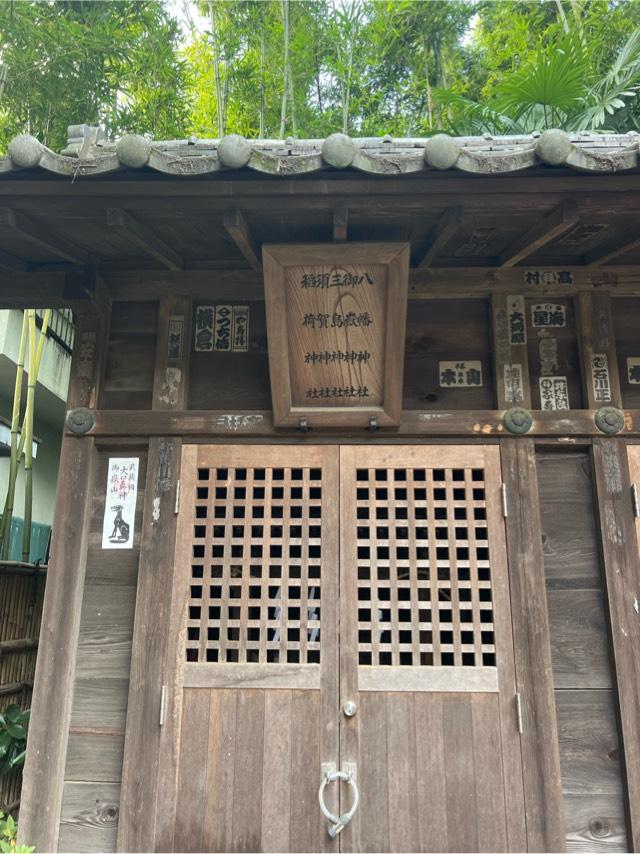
xmin=2 ymin=0 xmax=640 ymax=153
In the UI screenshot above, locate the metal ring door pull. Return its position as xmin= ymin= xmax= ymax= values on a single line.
xmin=318 ymin=766 xmax=360 ymax=838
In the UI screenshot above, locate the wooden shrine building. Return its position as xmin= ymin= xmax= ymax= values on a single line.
xmin=2 ymin=126 xmax=640 ymax=852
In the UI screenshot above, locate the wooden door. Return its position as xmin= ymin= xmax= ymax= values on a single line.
xmin=338 ymin=445 xmax=526 ymax=853
xmin=157 ymin=443 xmax=525 ymax=853
xmin=156 ymin=445 xmax=339 ymax=852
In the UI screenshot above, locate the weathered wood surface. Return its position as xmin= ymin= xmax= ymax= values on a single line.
xmin=263 ymin=243 xmax=409 ymax=427
xmin=118 ymin=438 xmax=182 ymax=852
xmin=152 ymin=296 xmax=191 ymax=410
xmin=592 ymin=440 xmax=640 ymax=851
xmin=64 ymin=730 xmax=125 ymax=783
xmin=501 ymin=439 xmax=565 ymax=852
xmin=101 ymin=300 xmax=157 ymax=410
xmin=18 ymin=439 xmax=96 ymax=852
xmin=612 ymin=298 xmax=640 ymax=409
xmin=492 ymin=293 xmax=531 ymax=409
xmin=58 ymin=781 xmax=120 ymax=854
xmin=577 ymin=292 xmax=622 ymax=409
xmin=74 ymin=407 xmax=640 ymax=438
xmin=538 ymin=451 xmax=627 ymax=852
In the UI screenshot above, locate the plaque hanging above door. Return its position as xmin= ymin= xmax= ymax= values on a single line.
xmin=263 ymin=243 xmax=409 ymax=427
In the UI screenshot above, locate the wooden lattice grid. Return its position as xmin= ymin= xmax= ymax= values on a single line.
xmin=353 ymin=465 xmax=496 ymax=668
xmin=185 ymin=465 xmax=323 ymax=665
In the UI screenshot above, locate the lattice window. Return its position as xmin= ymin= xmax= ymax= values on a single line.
xmin=185 ymin=466 xmax=322 ymax=664
xmin=354 ymin=466 xmax=496 ymax=668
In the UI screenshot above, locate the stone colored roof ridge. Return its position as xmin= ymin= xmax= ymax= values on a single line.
xmin=1 ymin=126 xmax=640 ymax=178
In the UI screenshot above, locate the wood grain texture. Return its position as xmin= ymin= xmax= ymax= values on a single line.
xmin=58 ymin=781 xmax=120 ymax=854
xmin=492 ymin=293 xmax=532 ymax=409
xmin=547 ymin=590 xmax=612 ymax=689
xmin=64 ymin=731 xmax=125 ymax=783
xmin=263 ymin=243 xmax=409 ymax=427
xmin=152 ymin=297 xmax=192 ymax=410
xmin=593 ymin=439 xmax=640 ymax=851
xmin=612 ymin=298 xmax=640 ymax=408
xmin=501 ymin=439 xmax=566 ymax=852
xmin=118 ymin=438 xmax=182 ymax=852
xmin=17 ymin=439 xmax=96 ymax=853
xmin=577 ymin=292 xmax=623 ymax=409
xmin=564 ymin=794 xmax=627 ymax=853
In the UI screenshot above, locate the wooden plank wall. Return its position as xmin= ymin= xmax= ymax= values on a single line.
xmin=57 ymin=451 xmax=146 ymax=853
xmin=537 ymin=451 xmax=627 ymax=852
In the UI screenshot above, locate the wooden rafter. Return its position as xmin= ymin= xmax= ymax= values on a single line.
xmin=107 ymin=208 xmax=183 ymax=271
xmin=498 ymin=201 xmax=578 ymax=267
xmin=333 ymin=206 xmax=349 ymax=241
xmin=223 ymin=208 xmax=261 ymax=269
xmin=415 ymin=207 xmax=463 ymax=268
xmin=585 ymin=231 xmax=640 ymax=266
xmin=0 ymin=207 xmax=88 ymax=266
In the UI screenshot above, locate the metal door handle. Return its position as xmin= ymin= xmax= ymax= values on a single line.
xmin=318 ymin=765 xmax=360 ymax=838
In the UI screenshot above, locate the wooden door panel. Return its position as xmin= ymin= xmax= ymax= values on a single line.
xmin=339 ymin=446 xmax=525 ymax=853
xmin=159 ymin=445 xmax=339 ymax=853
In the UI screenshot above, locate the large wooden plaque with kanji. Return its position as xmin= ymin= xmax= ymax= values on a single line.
xmin=263 ymin=243 xmax=409 ymax=427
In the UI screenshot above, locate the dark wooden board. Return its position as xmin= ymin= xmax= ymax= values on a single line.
xmin=612 ymin=297 xmax=640 ymax=408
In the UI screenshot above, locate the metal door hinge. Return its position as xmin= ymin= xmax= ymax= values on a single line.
xmin=632 ymin=483 xmax=640 ymax=519
xmin=159 ymin=684 xmax=167 ymax=726
xmin=501 ymin=483 xmax=508 ymax=518
xmin=174 ymin=480 xmax=181 ymax=515
xmin=515 ymin=692 xmax=524 ymax=734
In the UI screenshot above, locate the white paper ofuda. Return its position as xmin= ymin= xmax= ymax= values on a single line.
xmin=102 ymin=457 xmax=139 ymax=549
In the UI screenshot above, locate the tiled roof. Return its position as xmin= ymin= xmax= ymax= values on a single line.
xmin=1 ymin=125 xmax=639 ymax=178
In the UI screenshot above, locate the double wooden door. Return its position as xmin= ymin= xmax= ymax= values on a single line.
xmin=156 ymin=444 xmax=526 ymax=852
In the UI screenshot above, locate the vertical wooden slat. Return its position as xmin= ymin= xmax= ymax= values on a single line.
xmin=443 ymin=696 xmax=478 ymax=853
xmin=17 ymin=438 xmax=96 ymax=852
xmin=152 ymin=296 xmax=191 ymax=411
xmin=117 ymin=437 xmax=183 ymax=851
xmin=203 ymin=690 xmax=237 ymax=852
xmin=386 ymin=694 xmax=419 ymax=852
xmin=232 ymin=690 xmax=265 ymax=851
xmin=261 ymin=690 xmax=293 ymax=852
xmin=492 ymin=293 xmax=532 ymax=409
xmin=173 ymin=689 xmax=209 ymax=853
xmin=592 ymin=439 xmax=640 ymax=851
xmin=356 ymin=692 xmax=389 ymax=853
xmin=577 ymin=292 xmax=622 ymax=409
xmin=414 ymin=696 xmax=447 ymax=851
xmin=471 ymin=694 xmax=507 ymax=852
xmin=501 ymin=438 xmax=566 ymax=852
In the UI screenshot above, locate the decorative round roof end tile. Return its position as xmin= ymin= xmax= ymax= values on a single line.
xmin=535 ymin=129 xmax=572 ymax=165
xmin=8 ymin=135 xmax=43 ymax=168
xmin=322 ymin=133 xmax=356 ymax=169
xmin=218 ymin=134 xmax=253 ymax=169
xmin=116 ymin=134 xmax=151 ymax=168
xmin=423 ymin=134 xmax=461 ymax=170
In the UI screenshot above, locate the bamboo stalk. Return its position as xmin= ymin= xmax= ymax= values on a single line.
xmin=0 ymin=313 xmax=28 ymax=559
xmin=21 ymin=311 xmax=39 ymax=562
xmin=15 ymin=309 xmax=50 ymax=460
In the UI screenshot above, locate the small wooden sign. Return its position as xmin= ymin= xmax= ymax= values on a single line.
xmin=263 ymin=243 xmax=409 ymax=427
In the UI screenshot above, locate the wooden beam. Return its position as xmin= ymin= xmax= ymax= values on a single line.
xmin=152 ymin=296 xmax=192 ymax=410
xmin=576 ymin=291 xmax=622 ymax=409
xmin=68 ymin=408 xmax=640 ymax=438
xmin=223 ymin=208 xmax=261 ymax=269
xmin=491 ymin=293 xmax=532 ymax=409
xmin=415 ymin=206 xmax=463 ymax=268
xmin=17 ymin=437 xmax=96 ymax=852
xmin=0 ymin=207 xmax=88 ymax=265
xmin=118 ymin=437 xmax=183 ymax=851
xmin=106 ymin=207 xmax=183 ymax=271
xmin=333 ymin=206 xmax=349 ymax=241
xmin=585 ymin=231 xmax=640 ymax=267
xmin=592 ymin=440 xmax=640 ymax=852
xmin=498 ymin=201 xmax=579 ymax=267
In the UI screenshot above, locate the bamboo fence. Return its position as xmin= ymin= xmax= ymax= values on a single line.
xmin=0 ymin=562 xmax=46 ymax=814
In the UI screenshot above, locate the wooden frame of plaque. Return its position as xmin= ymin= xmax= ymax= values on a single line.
xmin=263 ymin=242 xmax=409 ymax=427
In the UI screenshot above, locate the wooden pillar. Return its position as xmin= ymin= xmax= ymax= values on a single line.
xmin=18 ymin=300 xmax=107 ymax=851
xmin=501 ymin=439 xmax=565 ymax=852
xmin=492 ymin=293 xmax=532 ymax=410
xmin=592 ymin=439 xmax=640 ymax=851
xmin=118 ymin=296 xmax=190 ymax=850
xmin=577 ymin=291 xmax=622 ymax=409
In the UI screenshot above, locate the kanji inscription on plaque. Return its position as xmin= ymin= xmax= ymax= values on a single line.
xmin=263 ymin=243 xmax=409 ymax=427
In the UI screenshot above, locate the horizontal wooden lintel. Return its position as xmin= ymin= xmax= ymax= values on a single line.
xmin=67 ymin=409 xmax=640 ymax=439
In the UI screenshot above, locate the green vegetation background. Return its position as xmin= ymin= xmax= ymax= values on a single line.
xmin=1 ymin=0 xmax=640 ymax=152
